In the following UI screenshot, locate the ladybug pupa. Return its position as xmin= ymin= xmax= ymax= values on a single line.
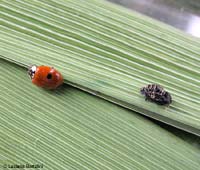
xmin=140 ymin=84 xmax=172 ymax=105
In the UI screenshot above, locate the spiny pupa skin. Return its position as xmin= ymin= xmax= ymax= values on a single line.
xmin=140 ymin=84 xmax=172 ymax=105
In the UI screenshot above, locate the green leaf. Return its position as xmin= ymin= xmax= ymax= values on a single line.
xmin=0 ymin=0 xmax=200 ymax=135
xmin=1 ymin=59 xmax=200 ymax=170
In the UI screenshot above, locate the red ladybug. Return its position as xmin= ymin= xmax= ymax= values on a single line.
xmin=28 ymin=65 xmax=63 ymax=89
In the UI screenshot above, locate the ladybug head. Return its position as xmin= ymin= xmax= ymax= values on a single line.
xmin=28 ymin=65 xmax=37 ymax=79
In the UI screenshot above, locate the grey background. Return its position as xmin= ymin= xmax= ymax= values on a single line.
xmin=108 ymin=0 xmax=200 ymax=38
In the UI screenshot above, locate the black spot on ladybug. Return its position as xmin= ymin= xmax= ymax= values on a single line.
xmin=47 ymin=73 xmax=52 ymax=79
xmin=140 ymin=84 xmax=172 ymax=105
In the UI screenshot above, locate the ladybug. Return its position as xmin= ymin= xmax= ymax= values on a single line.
xmin=140 ymin=84 xmax=172 ymax=105
xmin=28 ymin=65 xmax=63 ymax=89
